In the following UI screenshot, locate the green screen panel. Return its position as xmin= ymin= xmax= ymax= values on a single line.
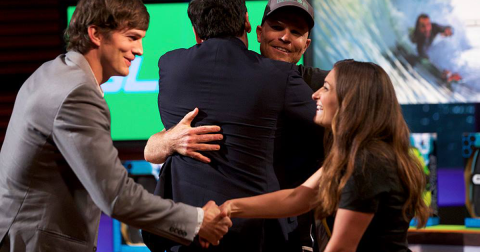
xmin=105 ymin=92 xmax=160 ymax=140
xmin=67 ymin=1 xmax=305 ymax=141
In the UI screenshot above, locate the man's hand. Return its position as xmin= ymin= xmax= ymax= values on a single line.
xmin=168 ymin=108 xmax=223 ymax=163
xmin=442 ymin=27 xmax=453 ymax=37
xmin=144 ymin=108 xmax=223 ymax=164
xmin=198 ymin=201 xmax=232 ymax=248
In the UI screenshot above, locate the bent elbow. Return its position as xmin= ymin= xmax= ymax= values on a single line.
xmin=144 ymin=150 xmax=153 ymax=163
xmin=144 ymin=145 xmax=158 ymax=163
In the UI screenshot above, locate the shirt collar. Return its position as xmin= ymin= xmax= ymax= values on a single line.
xmin=86 ymin=64 xmax=105 ymax=97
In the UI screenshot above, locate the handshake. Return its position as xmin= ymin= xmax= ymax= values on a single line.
xmin=197 ymin=200 xmax=234 ymax=248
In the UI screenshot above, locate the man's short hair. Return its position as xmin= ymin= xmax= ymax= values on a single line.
xmin=65 ymin=0 xmax=149 ymax=54
xmin=188 ymin=0 xmax=247 ymax=40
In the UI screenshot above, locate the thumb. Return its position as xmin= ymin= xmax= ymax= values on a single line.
xmin=179 ymin=108 xmax=199 ymax=126
xmin=219 ymin=206 xmax=229 ymax=218
xmin=218 ymin=208 xmax=228 ymax=219
xmin=203 ymin=200 xmax=216 ymax=210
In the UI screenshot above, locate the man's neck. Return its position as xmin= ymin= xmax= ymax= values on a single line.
xmin=83 ymin=49 xmax=106 ymax=85
xmin=237 ymin=31 xmax=248 ymax=48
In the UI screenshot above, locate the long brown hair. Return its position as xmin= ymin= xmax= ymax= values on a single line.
xmin=315 ymin=60 xmax=429 ymax=228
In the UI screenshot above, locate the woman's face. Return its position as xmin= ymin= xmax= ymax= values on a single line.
xmin=312 ymin=69 xmax=339 ymax=127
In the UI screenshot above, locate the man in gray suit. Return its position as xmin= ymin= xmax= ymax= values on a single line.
xmin=0 ymin=0 xmax=231 ymax=251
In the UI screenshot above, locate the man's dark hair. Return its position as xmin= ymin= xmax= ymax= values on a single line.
xmin=188 ymin=0 xmax=247 ymax=40
xmin=411 ymin=13 xmax=430 ymax=43
xmin=65 ymin=0 xmax=149 ymax=54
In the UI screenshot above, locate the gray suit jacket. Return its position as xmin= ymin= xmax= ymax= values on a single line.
xmin=0 ymin=51 xmax=199 ymax=252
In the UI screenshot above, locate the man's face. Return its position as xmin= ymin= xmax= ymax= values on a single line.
xmin=98 ymin=28 xmax=146 ymax=79
xmin=257 ymin=9 xmax=311 ymax=64
xmin=419 ymin=17 xmax=432 ymax=38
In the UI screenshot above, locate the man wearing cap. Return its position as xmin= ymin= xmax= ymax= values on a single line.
xmin=145 ymin=0 xmax=326 ymax=166
xmin=144 ymin=0 xmax=329 ymax=251
xmin=142 ymin=0 xmax=323 ymax=251
xmin=258 ymin=0 xmax=327 ymax=90
xmin=257 ymin=1 xmax=330 ymax=251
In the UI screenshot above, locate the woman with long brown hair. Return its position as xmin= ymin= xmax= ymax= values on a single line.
xmin=220 ymin=60 xmax=430 ymax=252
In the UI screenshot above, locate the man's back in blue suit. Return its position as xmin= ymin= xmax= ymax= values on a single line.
xmin=149 ymin=37 xmax=316 ymax=252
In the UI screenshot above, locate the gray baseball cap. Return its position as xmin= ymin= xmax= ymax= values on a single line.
xmin=261 ymin=0 xmax=314 ymax=29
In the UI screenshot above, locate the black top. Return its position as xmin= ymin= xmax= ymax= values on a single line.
xmin=339 ymin=150 xmax=412 ymax=252
xmin=297 ymin=65 xmax=329 ymax=93
xmin=273 ymin=65 xmax=328 ymax=251
xmin=275 ymin=65 xmax=329 ymax=190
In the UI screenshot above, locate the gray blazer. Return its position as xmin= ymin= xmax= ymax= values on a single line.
xmin=0 ymin=51 xmax=199 ymax=252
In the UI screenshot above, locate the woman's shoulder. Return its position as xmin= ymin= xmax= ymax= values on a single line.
xmin=349 ymin=143 xmax=401 ymax=191
xmin=356 ymin=142 xmax=397 ymax=172
xmin=339 ymin=142 xmax=399 ymax=212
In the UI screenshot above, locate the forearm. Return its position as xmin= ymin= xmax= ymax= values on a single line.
xmin=324 ymin=248 xmax=355 ymax=252
xmin=144 ymin=130 xmax=173 ymax=164
xmin=144 ymin=108 xmax=223 ymax=164
xmin=111 ymin=179 xmax=200 ymax=244
xmin=227 ymin=186 xmax=317 ymax=219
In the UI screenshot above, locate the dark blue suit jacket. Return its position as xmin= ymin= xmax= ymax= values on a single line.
xmin=144 ymin=37 xmax=317 ymax=252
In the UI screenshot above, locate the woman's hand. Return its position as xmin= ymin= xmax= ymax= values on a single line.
xmin=219 ymin=200 xmax=233 ymax=217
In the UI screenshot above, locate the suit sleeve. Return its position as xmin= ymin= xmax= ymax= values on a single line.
xmin=52 ymin=84 xmax=199 ymax=245
xmin=284 ymin=69 xmax=322 ymax=126
xmin=433 ymin=23 xmax=451 ymax=33
xmin=296 ymin=65 xmax=329 ymax=92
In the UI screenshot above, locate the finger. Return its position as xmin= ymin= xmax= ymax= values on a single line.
xmin=215 ymin=209 xmax=229 ymax=220
xmin=211 ymin=239 xmax=220 ymax=246
xmin=219 ymin=207 xmax=229 ymax=218
xmin=189 ymin=152 xmax=211 ymax=163
xmin=189 ymin=143 xmax=221 ymax=151
xmin=190 ymin=125 xmax=222 ymax=134
xmin=194 ymin=133 xmax=223 ymax=143
xmin=203 ymin=200 xmax=215 ymax=210
xmin=199 ymin=238 xmax=210 ymax=248
xmin=215 ymin=212 xmax=233 ymax=226
xmin=213 ymin=215 xmax=232 ymax=229
xmin=219 ymin=207 xmax=228 ymax=218
xmin=224 ymin=217 xmax=233 ymax=228
xmin=179 ymin=108 xmax=199 ymax=126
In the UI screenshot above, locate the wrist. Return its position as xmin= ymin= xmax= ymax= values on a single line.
xmin=164 ymin=128 xmax=176 ymax=156
xmin=226 ymin=200 xmax=239 ymax=218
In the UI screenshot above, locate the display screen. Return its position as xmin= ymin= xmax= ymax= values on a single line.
xmin=410 ymin=133 xmax=438 ymax=213
xmin=67 ymin=1 xmax=292 ymax=140
xmin=312 ymin=0 xmax=480 ymax=104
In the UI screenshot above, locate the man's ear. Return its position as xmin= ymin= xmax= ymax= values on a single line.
xmin=303 ymin=38 xmax=312 ymax=53
xmin=87 ymin=25 xmax=102 ymax=47
xmin=256 ymin=25 xmax=263 ymax=43
xmin=193 ymin=27 xmax=204 ymax=44
xmin=245 ymin=12 xmax=251 ymax=33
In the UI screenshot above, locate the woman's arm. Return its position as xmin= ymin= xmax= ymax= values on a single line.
xmin=220 ymin=168 xmax=323 ymax=218
xmin=324 ymin=209 xmax=374 ymax=252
